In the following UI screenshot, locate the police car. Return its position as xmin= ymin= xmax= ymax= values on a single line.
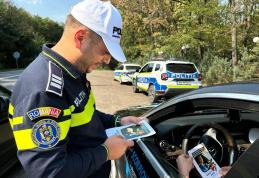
xmin=132 ymin=60 xmax=202 ymax=102
xmin=114 ymin=64 xmax=141 ymax=84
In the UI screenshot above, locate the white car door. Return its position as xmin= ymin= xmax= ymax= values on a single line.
xmin=114 ymin=65 xmax=124 ymax=81
xmin=136 ymin=63 xmax=154 ymax=91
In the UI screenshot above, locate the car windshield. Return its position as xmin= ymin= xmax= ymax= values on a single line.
xmin=126 ymin=66 xmax=141 ymax=71
xmin=166 ymin=63 xmax=197 ymax=73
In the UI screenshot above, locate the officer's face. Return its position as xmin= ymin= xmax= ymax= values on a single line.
xmin=80 ymin=30 xmax=111 ymax=73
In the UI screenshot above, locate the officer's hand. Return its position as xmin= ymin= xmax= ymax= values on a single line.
xmin=120 ymin=116 xmax=143 ymax=126
xmin=104 ymin=135 xmax=134 ymax=160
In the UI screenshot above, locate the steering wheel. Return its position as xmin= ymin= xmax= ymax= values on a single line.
xmin=182 ymin=123 xmax=237 ymax=166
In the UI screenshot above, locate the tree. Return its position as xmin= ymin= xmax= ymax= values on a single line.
xmin=0 ymin=1 xmax=63 ymax=69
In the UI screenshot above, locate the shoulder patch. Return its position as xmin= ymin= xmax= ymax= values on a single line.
xmin=27 ymin=107 xmax=61 ymax=120
xmin=32 ymin=119 xmax=60 ymax=149
xmin=46 ymin=61 xmax=64 ymax=96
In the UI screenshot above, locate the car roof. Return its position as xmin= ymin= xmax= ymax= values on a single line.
xmin=147 ymin=60 xmax=195 ymax=65
xmin=122 ymin=63 xmax=141 ymax=66
xmin=145 ymin=82 xmax=259 ymax=118
xmin=183 ymin=82 xmax=259 ymax=96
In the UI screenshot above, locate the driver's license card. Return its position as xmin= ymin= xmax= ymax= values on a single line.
xmin=188 ymin=143 xmax=221 ymax=178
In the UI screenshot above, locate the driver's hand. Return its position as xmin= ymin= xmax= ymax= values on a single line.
xmin=176 ymin=154 xmax=194 ymax=177
xmin=219 ymin=166 xmax=231 ymax=178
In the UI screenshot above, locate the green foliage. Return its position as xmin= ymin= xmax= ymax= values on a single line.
xmin=252 ymin=43 xmax=259 ymax=57
xmin=204 ymin=56 xmax=233 ymax=85
xmin=112 ymin=0 xmax=258 ymax=84
xmin=203 ymin=49 xmax=259 ymax=85
xmin=235 ymin=49 xmax=259 ymax=80
xmin=201 ymin=52 xmax=215 ymax=74
xmin=0 ymin=1 xmax=63 ymax=69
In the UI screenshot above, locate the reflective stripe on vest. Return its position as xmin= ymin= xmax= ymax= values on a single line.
xmin=70 ymin=91 xmax=95 ymax=127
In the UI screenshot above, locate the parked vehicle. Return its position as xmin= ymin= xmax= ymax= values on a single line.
xmin=0 ymin=86 xmax=18 ymax=177
xmin=132 ymin=60 xmax=202 ymax=103
xmin=114 ymin=64 xmax=141 ymax=84
xmin=114 ymin=82 xmax=259 ymax=178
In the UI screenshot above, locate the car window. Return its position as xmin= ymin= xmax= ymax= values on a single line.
xmin=0 ymin=87 xmax=11 ymax=119
xmin=139 ymin=64 xmax=149 ymax=73
xmin=0 ymin=91 xmax=9 ymax=97
xmin=141 ymin=63 xmax=154 ymax=73
xmin=145 ymin=63 xmax=154 ymax=72
xmin=116 ymin=65 xmax=123 ymax=70
xmin=155 ymin=64 xmax=160 ymax=71
xmin=125 ymin=66 xmax=141 ymax=71
xmin=166 ymin=63 xmax=197 ymax=73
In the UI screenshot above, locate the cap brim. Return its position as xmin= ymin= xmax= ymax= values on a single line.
xmin=102 ymin=38 xmax=126 ymax=63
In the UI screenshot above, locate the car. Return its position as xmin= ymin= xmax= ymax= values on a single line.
xmin=132 ymin=60 xmax=202 ymax=103
xmin=0 ymin=85 xmax=19 ymax=177
xmin=114 ymin=82 xmax=259 ymax=178
xmin=114 ymin=64 xmax=141 ymax=84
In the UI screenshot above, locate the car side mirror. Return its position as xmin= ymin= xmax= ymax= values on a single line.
xmin=135 ymin=69 xmax=140 ymax=72
xmin=0 ymin=96 xmax=9 ymax=114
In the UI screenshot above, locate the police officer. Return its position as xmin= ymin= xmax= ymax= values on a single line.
xmin=9 ymin=0 xmax=141 ymax=177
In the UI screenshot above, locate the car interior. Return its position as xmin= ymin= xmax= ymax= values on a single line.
xmin=130 ymin=98 xmax=259 ymax=178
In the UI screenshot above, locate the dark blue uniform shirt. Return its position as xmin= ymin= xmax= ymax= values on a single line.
xmin=9 ymin=44 xmax=118 ymax=178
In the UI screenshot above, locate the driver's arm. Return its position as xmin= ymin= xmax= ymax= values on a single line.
xmin=219 ymin=166 xmax=232 ymax=177
xmin=176 ymin=154 xmax=194 ymax=178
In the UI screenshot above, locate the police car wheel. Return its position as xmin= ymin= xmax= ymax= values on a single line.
xmin=148 ymin=85 xmax=158 ymax=103
xmin=133 ymin=80 xmax=139 ymax=93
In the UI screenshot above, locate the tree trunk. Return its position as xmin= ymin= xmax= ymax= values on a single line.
xmin=232 ymin=24 xmax=238 ymax=81
xmin=242 ymin=1 xmax=255 ymax=49
xmin=198 ymin=44 xmax=204 ymax=71
xmin=230 ymin=0 xmax=237 ymax=66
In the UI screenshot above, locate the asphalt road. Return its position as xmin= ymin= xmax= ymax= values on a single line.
xmin=0 ymin=69 xmax=23 ymax=91
xmin=88 ymin=70 xmax=150 ymax=114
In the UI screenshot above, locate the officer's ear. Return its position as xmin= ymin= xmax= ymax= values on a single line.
xmin=74 ymin=28 xmax=89 ymax=49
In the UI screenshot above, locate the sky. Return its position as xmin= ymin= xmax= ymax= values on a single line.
xmin=11 ymin=0 xmax=81 ymax=23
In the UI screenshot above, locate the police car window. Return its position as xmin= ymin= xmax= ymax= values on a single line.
xmin=125 ymin=66 xmax=140 ymax=71
xmin=155 ymin=64 xmax=160 ymax=71
xmin=140 ymin=64 xmax=149 ymax=73
xmin=167 ymin=63 xmax=197 ymax=73
xmin=147 ymin=63 xmax=154 ymax=72
xmin=117 ymin=65 xmax=123 ymax=70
